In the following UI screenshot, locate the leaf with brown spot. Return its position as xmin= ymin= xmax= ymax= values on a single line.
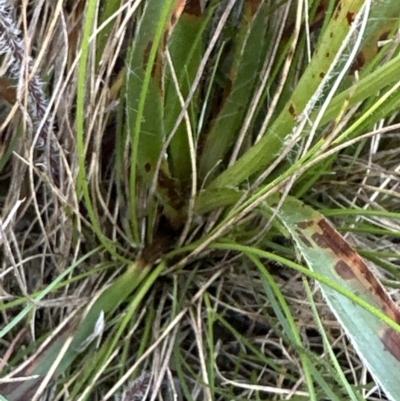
xmin=350 ymin=0 xmax=400 ymax=74
xmin=207 ymin=0 xmax=367 ymax=190
xmin=163 ymin=0 xmax=204 ymax=186
xmin=198 ymin=1 xmax=273 ymax=181
xmin=274 ymin=195 xmax=400 ymax=401
xmin=125 ymin=0 xmax=189 ymax=228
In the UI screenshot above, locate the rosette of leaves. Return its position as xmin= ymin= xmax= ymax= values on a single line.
xmin=1 ymin=1 xmax=400 ymax=400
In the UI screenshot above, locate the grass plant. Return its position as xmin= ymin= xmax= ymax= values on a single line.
xmin=1 ymin=0 xmax=400 ymax=400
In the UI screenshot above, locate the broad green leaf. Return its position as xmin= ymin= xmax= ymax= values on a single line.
xmin=207 ymin=0 xmax=399 ymax=190
xmin=309 ymin=51 xmax=400 ymax=130
xmin=165 ymin=4 xmax=204 ymax=185
xmin=125 ymin=4 xmax=166 ymax=184
xmin=274 ymin=195 xmax=400 ymax=401
xmin=194 ymin=187 xmax=243 ymax=214
xmin=347 ymin=0 xmax=400 ymax=75
xmin=198 ymin=1 xmax=270 ymax=182
xmin=125 ymin=1 xmax=209 ymax=230
xmin=125 ymin=0 xmax=185 ymax=232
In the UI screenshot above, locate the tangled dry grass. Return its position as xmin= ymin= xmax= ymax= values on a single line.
xmin=1 ymin=1 xmax=400 ymax=400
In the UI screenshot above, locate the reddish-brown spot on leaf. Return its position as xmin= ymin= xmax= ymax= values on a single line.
xmin=184 ymin=0 xmax=202 ymax=15
xmin=315 ymin=0 xmax=328 ymax=16
xmin=142 ymin=40 xmax=163 ymax=81
xmin=319 ymin=72 xmax=325 ymax=79
xmin=312 ymin=218 xmax=400 ymax=324
xmin=171 ymin=0 xmax=186 ymax=26
xmin=360 ymin=267 xmax=375 ymax=287
xmin=383 ymin=303 xmax=397 ymax=319
xmin=295 ymin=229 xmax=313 ymax=248
xmin=247 ymin=0 xmax=263 ymax=15
xmin=312 ymin=220 xmax=354 ymax=259
xmin=381 ymin=328 xmax=400 ymax=362
xmin=334 ymin=260 xmax=356 ymax=280
xmin=143 ymin=40 xmax=153 ymax=69
xmin=158 ymin=170 xmax=184 ymax=211
xmin=379 ymin=31 xmax=390 ymax=42
xmin=333 ymin=1 xmax=342 ymax=20
xmin=350 ymin=52 xmax=365 ymax=74
xmin=289 ymin=104 xmax=296 ymax=118
xmin=346 ymin=12 xmax=355 ymax=25
xmin=298 ymin=221 xmax=313 ymax=230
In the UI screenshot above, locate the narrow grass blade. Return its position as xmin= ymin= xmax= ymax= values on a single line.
xmin=0 ymin=261 xmax=160 ymax=401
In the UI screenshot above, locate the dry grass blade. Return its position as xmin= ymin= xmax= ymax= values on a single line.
xmin=0 ymin=0 xmax=60 ymax=180
xmin=1 ymin=1 xmax=400 ymax=400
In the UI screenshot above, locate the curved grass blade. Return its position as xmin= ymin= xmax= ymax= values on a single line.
xmin=274 ymin=195 xmax=400 ymax=401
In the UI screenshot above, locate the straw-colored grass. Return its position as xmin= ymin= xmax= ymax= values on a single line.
xmin=1 ymin=1 xmax=400 ymax=400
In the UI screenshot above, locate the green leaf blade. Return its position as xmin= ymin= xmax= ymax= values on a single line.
xmin=276 ymin=196 xmax=400 ymax=401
